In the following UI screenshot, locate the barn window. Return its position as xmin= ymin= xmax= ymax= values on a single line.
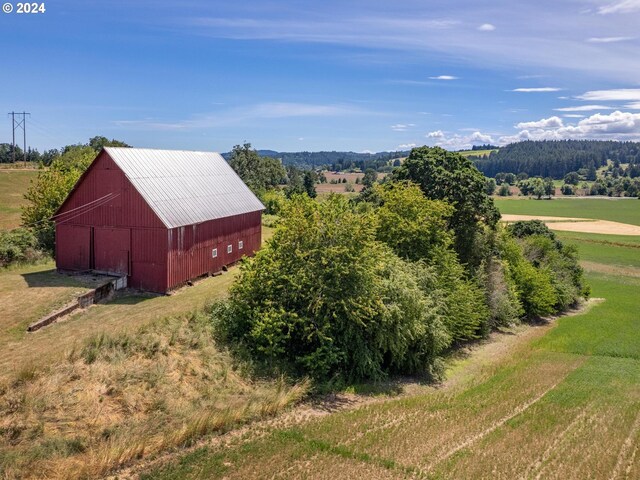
xmin=227 ymin=244 xmax=232 ymax=254
xmin=212 ymin=248 xmax=217 ymax=258
xmin=238 ymin=240 xmax=244 ymax=250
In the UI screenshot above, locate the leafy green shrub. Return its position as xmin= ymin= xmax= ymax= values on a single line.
xmin=260 ymin=189 xmax=287 ymax=215
xmin=508 ymin=220 xmax=557 ymax=242
xmin=369 ymin=182 xmax=489 ymax=341
xmin=521 ymin=235 xmax=584 ymax=311
xmin=499 ymin=233 xmax=558 ymax=318
xmin=213 ymin=195 xmax=449 ymax=382
xmin=0 ymin=228 xmax=44 ymax=267
xmin=508 ymin=220 xmax=586 ymax=311
xmin=428 ymin=248 xmax=490 ymax=341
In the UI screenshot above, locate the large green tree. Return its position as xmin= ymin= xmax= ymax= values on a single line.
xmin=88 ymin=136 xmax=130 ymax=151
xmin=372 ymin=182 xmax=453 ymax=262
xmin=228 ymin=143 xmax=286 ymax=194
xmin=22 ymin=146 xmax=96 ymax=253
xmin=392 ymin=146 xmax=499 ymax=266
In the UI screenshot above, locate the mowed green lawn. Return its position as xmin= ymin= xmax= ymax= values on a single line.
xmin=495 ymin=197 xmax=640 ymax=226
xmin=142 ymin=211 xmax=640 ymax=479
xmin=0 ymin=169 xmax=39 ymax=229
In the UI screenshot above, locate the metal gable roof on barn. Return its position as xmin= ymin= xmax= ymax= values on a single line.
xmin=104 ymin=147 xmax=264 ymax=229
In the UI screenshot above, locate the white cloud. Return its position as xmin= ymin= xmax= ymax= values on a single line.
xmin=563 ymin=114 xmax=586 ymax=118
xmin=500 ymin=110 xmax=640 ymax=144
xmin=360 ymin=150 xmax=375 ymax=154
xmin=515 ymin=116 xmax=563 ymax=129
xmin=469 ymin=131 xmax=494 ymax=143
xmin=554 ymin=105 xmax=613 ymax=111
xmin=391 ymin=123 xmax=415 ymax=131
xmin=478 ymin=23 xmax=496 ymax=31
xmin=425 ymin=130 xmax=495 ymax=150
xmin=587 ymin=36 xmax=635 ymax=43
xmin=429 ymin=75 xmax=459 ymax=80
xmin=598 ymin=0 xmax=640 ymax=14
xmin=511 ymin=87 xmax=562 ymax=92
xmin=576 ymin=88 xmax=640 ymax=101
xmin=626 ymin=102 xmax=640 ymax=109
xmin=397 ymin=143 xmax=417 ymax=150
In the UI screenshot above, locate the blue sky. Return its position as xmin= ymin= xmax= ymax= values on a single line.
xmin=1 ymin=0 xmax=640 ymax=152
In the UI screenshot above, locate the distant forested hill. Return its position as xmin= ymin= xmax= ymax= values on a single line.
xmin=475 ymin=140 xmax=640 ymax=178
xmin=222 ymin=149 xmax=409 ymax=171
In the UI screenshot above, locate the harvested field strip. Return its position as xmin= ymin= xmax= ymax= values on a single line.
xmin=501 ymin=214 xmax=590 ymax=222
xmin=305 ymin=352 xmax=583 ymax=468
xmin=500 ymin=214 xmax=640 ymax=236
xmin=145 ymin=351 xmax=586 ymax=479
xmin=495 ymin=198 xmax=640 ymax=227
xmin=430 ymin=355 xmax=640 ymax=479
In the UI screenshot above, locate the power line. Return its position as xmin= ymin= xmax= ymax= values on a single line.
xmin=55 ymin=193 xmax=121 ymax=226
xmin=22 ymin=193 xmax=118 ymax=228
xmin=8 ymin=111 xmax=31 ymax=162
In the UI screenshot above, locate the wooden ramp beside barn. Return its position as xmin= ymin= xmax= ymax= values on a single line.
xmin=27 ymin=274 xmax=127 ymax=332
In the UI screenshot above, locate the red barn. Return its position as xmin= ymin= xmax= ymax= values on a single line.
xmin=55 ymin=147 xmax=264 ymax=293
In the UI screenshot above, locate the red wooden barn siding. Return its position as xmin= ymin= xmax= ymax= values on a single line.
xmin=55 ymin=151 xmax=169 ymax=292
xmin=167 ymin=211 xmax=261 ymax=290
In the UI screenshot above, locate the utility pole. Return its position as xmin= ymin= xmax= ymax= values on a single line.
xmin=8 ymin=111 xmax=30 ymax=163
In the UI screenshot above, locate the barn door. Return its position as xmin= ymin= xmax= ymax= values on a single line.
xmin=93 ymin=227 xmax=130 ymax=276
xmin=56 ymin=225 xmax=91 ymax=271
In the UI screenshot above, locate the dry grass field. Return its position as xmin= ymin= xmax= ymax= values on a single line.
xmin=0 ymin=170 xmax=39 ymax=229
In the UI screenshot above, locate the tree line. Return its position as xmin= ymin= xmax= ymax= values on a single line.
xmin=0 ymin=136 xmax=129 ymax=166
xmin=222 ymin=148 xmax=407 ymax=172
xmin=476 ymin=140 xmax=640 ymax=179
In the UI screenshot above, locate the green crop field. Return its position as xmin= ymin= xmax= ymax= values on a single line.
xmin=537 ymin=273 xmax=640 ymax=359
xmin=141 ymin=202 xmax=640 ymax=480
xmin=555 ymin=232 xmax=640 ymax=269
xmin=0 ymin=169 xmax=39 ymax=229
xmin=495 ymin=197 xmax=640 ymax=226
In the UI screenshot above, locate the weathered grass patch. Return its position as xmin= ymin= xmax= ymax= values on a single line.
xmin=0 ymin=312 xmax=308 ymax=479
xmin=0 ymin=170 xmax=39 ymax=230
